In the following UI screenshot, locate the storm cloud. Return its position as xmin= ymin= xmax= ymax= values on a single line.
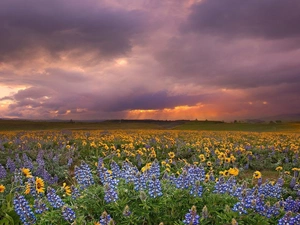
xmin=185 ymin=0 xmax=300 ymax=39
xmin=0 ymin=0 xmax=299 ymax=121
xmin=0 ymin=0 xmax=146 ymax=65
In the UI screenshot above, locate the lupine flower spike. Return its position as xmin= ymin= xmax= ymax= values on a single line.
xmin=183 ymin=205 xmax=200 ymax=225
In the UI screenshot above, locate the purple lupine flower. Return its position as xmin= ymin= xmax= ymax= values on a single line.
xmin=232 ymin=181 xmax=247 ymax=199
xmin=15 ymin=154 xmax=22 ymax=166
xmin=36 ymin=150 xmax=45 ymax=167
xmin=0 ymin=164 xmax=7 ymax=179
xmin=52 ymin=154 xmax=59 ymax=163
xmin=190 ymin=180 xmax=203 ymax=197
xmin=281 ymin=196 xmax=300 ymax=213
xmin=293 ymin=183 xmax=300 ymax=196
xmin=34 ymin=199 xmax=48 ymax=214
xmin=257 ymin=177 xmax=263 ymax=186
xmin=293 ymin=213 xmax=300 ymax=224
xmin=148 ymin=175 xmax=162 ymax=198
xmin=23 ymin=153 xmax=33 ymax=170
xmin=6 ymin=157 xmax=16 ymax=173
xmin=285 ymin=157 xmax=289 ymax=163
xmin=62 ymin=206 xmax=76 ymax=223
xmin=123 ymin=205 xmax=131 ymax=217
xmin=254 ymin=194 xmax=266 ymax=215
xmin=42 ymin=168 xmax=58 ymax=185
xmin=99 ymin=211 xmax=114 ymax=225
xmin=278 ymin=211 xmax=295 ymax=225
xmin=232 ymin=202 xmax=248 ymax=215
xmin=26 ymin=177 xmax=38 ymax=198
xmin=110 ymin=161 xmax=121 ymax=179
xmin=176 ymin=170 xmax=191 ymax=189
xmin=13 ymin=193 xmax=36 ymax=225
xmin=67 ymin=158 xmax=73 ymax=167
xmin=214 ymin=176 xmax=236 ymax=195
xmin=290 ymin=177 xmax=296 ymax=189
xmin=71 ymin=185 xmax=81 ymax=199
xmin=263 ymin=201 xmax=280 ymax=218
xmin=187 ymin=165 xmax=205 ymax=184
xmin=97 ymin=164 xmax=110 ymax=184
xmin=105 ymin=176 xmax=119 ymax=188
xmin=257 ymin=181 xmax=282 ymax=199
xmin=14 ymin=169 xmax=23 ymax=186
xmin=46 ymin=187 xmax=65 ymax=209
xmin=183 ymin=205 xmax=200 ymax=225
xmin=34 ymin=165 xmax=44 ymax=178
xmin=133 ymin=172 xmax=147 ymax=191
xmin=276 ymin=177 xmax=284 ymax=186
xmin=136 ymin=153 xmax=142 ymax=167
xmin=148 ymin=160 xmax=160 ymax=179
xmin=104 ymin=183 xmax=118 ymax=203
xmin=121 ymin=161 xmax=138 ymax=183
xmin=74 ymin=162 xmax=94 ymax=189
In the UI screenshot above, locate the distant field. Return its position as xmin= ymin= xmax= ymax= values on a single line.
xmin=0 ymin=119 xmax=299 ymax=132
xmin=174 ymin=121 xmax=300 ymax=132
xmin=0 ymin=120 xmax=162 ymax=131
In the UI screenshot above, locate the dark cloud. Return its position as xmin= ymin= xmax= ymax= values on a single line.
xmin=0 ymin=0 xmax=146 ymax=64
xmin=248 ymin=83 xmax=300 ymax=109
xmin=185 ymin=0 xmax=300 ymax=39
xmin=13 ymin=87 xmax=54 ymax=101
xmin=103 ymin=91 xmax=204 ymax=111
xmin=1 ymin=0 xmax=300 ymax=120
xmin=155 ymin=34 xmax=300 ymax=89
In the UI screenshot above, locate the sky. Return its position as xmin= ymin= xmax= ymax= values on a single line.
xmin=0 ymin=0 xmax=300 ymax=121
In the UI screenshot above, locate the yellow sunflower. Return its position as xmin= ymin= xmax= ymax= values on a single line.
xmin=225 ymin=158 xmax=231 ymax=163
xmin=205 ymin=174 xmax=210 ymax=182
xmin=253 ymin=171 xmax=262 ymax=179
xmin=207 ymin=161 xmax=212 ymax=167
xmin=168 ymin=152 xmax=175 ymax=159
xmin=63 ymin=183 xmax=72 ymax=196
xmin=35 ymin=177 xmax=45 ymax=194
xmin=228 ymin=167 xmax=239 ymax=176
xmin=224 ymin=170 xmax=229 ymax=177
xmin=199 ymin=154 xmax=206 ymax=162
xmin=21 ymin=168 xmax=33 ymax=178
xmin=24 ymin=183 xmax=31 ymax=195
xmin=0 ymin=184 xmax=5 ymax=193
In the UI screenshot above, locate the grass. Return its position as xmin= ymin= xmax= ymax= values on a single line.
xmin=0 ymin=120 xmax=161 ymax=131
xmin=173 ymin=121 xmax=300 ymax=132
xmin=242 ymin=170 xmax=280 ymax=182
xmin=0 ymin=119 xmax=299 ymax=132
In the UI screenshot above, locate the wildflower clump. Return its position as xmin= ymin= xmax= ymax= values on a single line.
xmin=183 ymin=205 xmax=200 ymax=225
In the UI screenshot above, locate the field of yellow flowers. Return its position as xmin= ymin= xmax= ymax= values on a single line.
xmin=0 ymin=129 xmax=299 ymax=224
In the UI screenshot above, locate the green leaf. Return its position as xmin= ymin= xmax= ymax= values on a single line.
xmin=0 ymin=213 xmax=14 ymax=225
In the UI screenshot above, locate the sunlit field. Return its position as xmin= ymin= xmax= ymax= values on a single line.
xmin=0 ymin=123 xmax=299 ymax=224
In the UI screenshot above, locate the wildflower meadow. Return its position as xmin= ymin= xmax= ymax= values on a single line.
xmin=0 ymin=129 xmax=299 ymax=224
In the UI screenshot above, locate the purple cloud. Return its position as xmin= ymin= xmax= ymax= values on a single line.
xmin=0 ymin=0 xmax=299 ymax=121
xmin=185 ymin=0 xmax=300 ymax=39
xmin=0 ymin=0 xmax=146 ymax=65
